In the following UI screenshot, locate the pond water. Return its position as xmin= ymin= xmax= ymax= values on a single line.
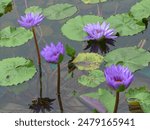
xmin=0 ymin=0 xmax=150 ymax=113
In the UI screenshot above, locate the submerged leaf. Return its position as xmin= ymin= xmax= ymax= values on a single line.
xmin=104 ymin=46 xmax=150 ymax=72
xmin=73 ymin=53 xmax=103 ymax=70
xmin=106 ymin=13 xmax=145 ymax=36
xmin=43 ymin=3 xmax=77 ymax=20
xmin=0 ymin=57 xmax=36 ymax=86
xmin=81 ymin=88 xmax=115 ymax=112
xmin=0 ymin=26 xmax=33 ymax=47
xmin=0 ymin=0 xmax=12 ymax=17
xmin=80 ymin=95 xmax=106 ymax=113
xmin=61 ymin=15 xmax=104 ymax=41
xmin=78 ymin=70 xmax=105 ymax=87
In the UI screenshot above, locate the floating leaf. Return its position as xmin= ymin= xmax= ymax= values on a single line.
xmin=0 ymin=0 xmax=12 ymax=17
xmin=73 ymin=53 xmax=103 ymax=70
xmin=125 ymin=87 xmax=150 ymax=113
xmin=104 ymin=46 xmax=150 ymax=72
xmin=106 ymin=13 xmax=145 ymax=36
xmin=78 ymin=70 xmax=105 ymax=87
xmin=0 ymin=57 xmax=36 ymax=86
xmin=66 ymin=44 xmax=76 ymax=58
xmin=125 ymin=87 xmax=150 ymax=101
xmin=25 ymin=6 xmax=42 ymax=14
xmin=61 ymin=15 xmax=104 ymax=41
xmin=130 ymin=0 xmax=150 ymax=20
xmin=140 ymin=100 xmax=150 ymax=113
xmin=0 ymin=26 xmax=33 ymax=47
xmin=81 ymin=0 xmax=107 ymax=4
xmin=43 ymin=3 xmax=77 ymax=20
xmin=81 ymin=88 xmax=115 ymax=112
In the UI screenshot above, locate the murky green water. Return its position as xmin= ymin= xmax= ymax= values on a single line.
xmin=0 ymin=0 xmax=150 ymax=112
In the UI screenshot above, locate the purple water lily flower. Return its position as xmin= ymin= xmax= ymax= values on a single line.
xmin=104 ymin=65 xmax=134 ymax=91
xmin=83 ymin=22 xmax=117 ymax=40
xmin=83 ymin=22 xmax=118 ymax=53
xmin=41 ymin=42 xmax=65 ymax=64
xmin=18 ymin=13 xmax=44 ymax=29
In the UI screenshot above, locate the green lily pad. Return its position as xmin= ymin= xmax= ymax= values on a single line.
xmin=78 ymin=70 xmax=105 ymax=88
xmin=0 ymin=0 xmax=12 ymax=17
xmin=106 ymin=13 xmax=145 ymax=36
xmin=130 ymin=0 xmax=150 ymax=20
xmin=125 ymin=87 xmax=150 ymax=101
xmin=125 ymin=87 xmax=150 ymax=113
xmin=81 ymin=88 xmax=115 ymax=112
xmin=25 ymin=6 xmax=42 ymax=14
xmin=81 ymin=0 xmax=107 ymax=4
xmin=43 ymin=3 xmax=77 ymax=20
xmin=61 ymin=15 xmax=104 ymax=41
xmin=73 ymin=53 xmax=104 ymax=70
xmin=104 ymin=46 xmax=150 ymax=72
xmin=0 ymin=57 xmax=37 ymax=86
xmin=0 ymin=26 xmax=33 ymax=47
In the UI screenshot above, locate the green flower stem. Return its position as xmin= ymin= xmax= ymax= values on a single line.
xmin=32 ymin=27 xmax=43 ymax=98
xmin=57 ymin=63 xmax=64 ymax=113
xmin=113 ymin=91 xmax=120 ymax=113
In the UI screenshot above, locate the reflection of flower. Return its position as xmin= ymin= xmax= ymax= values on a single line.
xmin=29 ymin=98 xmax=55 ymax=113
xmin=18 ymin=13 xmax=44 ymax=29
xmin=104 ymin=65 xmax=134 ymax=91
xmin=41 ymin=42 xmax=65 ymax=64
xmin=83 ymin=22 xmax=117 ymax=53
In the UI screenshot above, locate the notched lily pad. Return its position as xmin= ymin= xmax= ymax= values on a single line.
xmin=106 ymin=13 xmax=145 ymax=36
xmin=78 ymin=70 xmax=105 ymax=87
xmin=43 ymin=3 xmax=77 ymax=20
xmin=104 ymin=46 xmax=150 ymax=72
xmin=61 ymin=15 xmax=104 ymax=41
xmin=73 ymin=53 xmax=104 ymax=70
xmin=125 ymin=87 xmax=150 ymax=113
xmin=0 ymin=26 xmax=33 ymax=47
xmin=0 ymin=57 xmax=37 ymax=86
xmin=130 ymin=0 xmax=150 ymax=20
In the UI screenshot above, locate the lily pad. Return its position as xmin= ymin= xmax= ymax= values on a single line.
xmin=0 ymin=0 xmax=12 ymax=17
xmin=0 ymin=57 xmax=37 ymax=86
xmin=130 ymin=0 xmax=150 ymax=20
xmin=78 ymin=70 xmax=105 ymax=87
xmin=0 ymin=26 xmax=33 ymax=47
xmin=61 ymin=15 xmax=104 ymax=41
xmin=106 ymin=13 xmax=145 ymax=36
xmin=25 ymin=6 xmax=42 ymax=14
xmin=73 ymin=53 xmax=104 ymax=70
xmin=43 ymin=3 xmax=77 ymax=20
xmin=81 ymin=0 xmax=107 ymax=4
xmin=125 ymin=87 xmax=150 ymax=113
xmin=104 ymin=46 xmax=150 ymax=72
xmin=125 ymin=87 xmax=150 ymax=101
xmin=81 ymin=88 xmax=115 ymax=112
